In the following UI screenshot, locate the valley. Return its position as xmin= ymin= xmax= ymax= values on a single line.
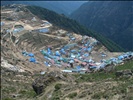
xmin=1 ymin=4 xmax=133 ymax=100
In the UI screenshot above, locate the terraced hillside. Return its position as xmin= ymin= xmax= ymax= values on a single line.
xmin=1 ymin=4 xmax=133 ymax=100
xmin=1 ymin=4 xmax=69 ymax=73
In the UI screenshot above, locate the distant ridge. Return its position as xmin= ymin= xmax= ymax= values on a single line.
xmin=70 ymin=1 xmax=133 ymax=51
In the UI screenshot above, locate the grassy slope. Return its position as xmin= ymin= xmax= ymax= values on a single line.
xmin=26 ymin=5 xmax=125 ymax=52
xmin=74 ymin=60 xmax=133 ymax=82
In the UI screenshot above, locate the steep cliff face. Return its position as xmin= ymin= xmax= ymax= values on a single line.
xmin=71 ymin=1 xmax=133 ymax=51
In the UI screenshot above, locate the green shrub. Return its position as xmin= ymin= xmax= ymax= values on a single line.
xmin=26 ymin=90 xmax=36 ymax=97
xmin=19 ymin=90 xmax=36 ymax=97
xmin=51 ymin=90 xmax=61 ymax=100
xmin=92 ymin=92 xmax=103 ymax=99
xmin=19 ymin=90 xmax=27 ymax=94
xmin=55 ymin=83 xmax=62 ymax=91
xmin=68 ymin=92 xmax=77 ymax=98
xmin=127 ymin=96 xmax=133 ymax=100
xmin=51 ymin=96 xmax=60 ymax=100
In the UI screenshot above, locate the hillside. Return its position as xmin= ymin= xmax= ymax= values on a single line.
xmin=26 ymin=5 xmax=125 ymax=52
xmin=1 ymin=4 xmax=126 ymax=73
xmin=70 ymin=1 xmax=133 ymax=51
xmin=2 ymin=60 xmax=133 ymax=100
xmin=1 ymin=4 xmax=133 ymax=100
xmin=1 ymin=1 xmax=86 ymax=16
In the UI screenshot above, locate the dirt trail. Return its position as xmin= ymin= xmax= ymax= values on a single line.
xmin=1 ymin=10 xmax=13 ymax=14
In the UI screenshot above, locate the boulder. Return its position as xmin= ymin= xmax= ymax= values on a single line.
xmin=115 ymin=71 xmax=123 ymax=77
xmin=32 ymin=83 xmax=44 ymax=95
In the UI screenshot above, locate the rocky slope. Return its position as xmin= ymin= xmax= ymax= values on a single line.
xmin=2 ymin=63 xmax=133 ymax=100
xmin=70 ymin=1 xmax=133 ymax=51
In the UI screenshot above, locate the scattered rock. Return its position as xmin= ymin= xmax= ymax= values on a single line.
xmin=127 ymin=85 xmax=133 ymax=92
xmin=115 ymin=69 xmax=133 ymax=77
xmin=115 ymin=71 xmax=123 ymax=77
xmin=123 ymin=70 xmax=132 ymax=76
xmin=12 ymin=94 xmax=21 ymax=98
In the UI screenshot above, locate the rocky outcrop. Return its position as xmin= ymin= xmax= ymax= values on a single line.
xmin=32 ymin=71 xmax=74 ymax=95
xmin=115 ymin=69 xmax=133 ymax=77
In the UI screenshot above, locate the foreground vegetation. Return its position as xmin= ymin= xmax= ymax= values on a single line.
xmin=1 ymin=60 xmax=133 ymax=100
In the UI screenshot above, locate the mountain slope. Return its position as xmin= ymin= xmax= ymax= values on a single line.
xmin=1 ymin=1 xmax=86 ymax=16
xmin=1 ymin=4 xmax=133 ymax=100
xmin=26 ymin=5 xmax=125 ymax=52
xmin=70 ymin=1 xmax=133 ymax=51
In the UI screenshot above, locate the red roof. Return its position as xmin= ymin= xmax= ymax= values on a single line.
xmin=82 ymin=46 xmax=86 ymax=48
xmin=50 ymin=59 xmax=54 ymax=64
xmin=74 ymin=59 xmax=80 ymax=62
xmin=61 ymin=63 xmax=70 ymax=67
xmin=89 ymin=63 xmax=96 ymax=66
xmin=81 ymin=62 xmax=87 ymax=66
xmin=47 ymin=45 xmax=52 ymax=48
